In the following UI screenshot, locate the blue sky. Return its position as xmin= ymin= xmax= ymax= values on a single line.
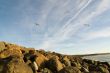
xmin=0 ymin=0 xmax=110 ymax=55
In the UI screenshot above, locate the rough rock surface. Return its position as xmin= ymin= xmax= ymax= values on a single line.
xmin=59 ymin=66 xmax=81 ymax=73
xmin=46 ymin=56 xmax=63 ymax=72
xmin=0 ymin=42 xmax=110 ymax=73
xmin=2 ymin=56 xmax=33 ymax=73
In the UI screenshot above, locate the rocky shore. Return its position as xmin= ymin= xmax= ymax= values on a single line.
xmin=0 ymin=42 xmax=110 ymax=73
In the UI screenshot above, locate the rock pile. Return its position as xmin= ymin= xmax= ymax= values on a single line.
xmin=0 ymin=42 xmax=110 ymax=73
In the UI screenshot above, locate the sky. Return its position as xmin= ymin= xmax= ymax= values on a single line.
xmin=0 ymin=0 xmax=110 ymax=55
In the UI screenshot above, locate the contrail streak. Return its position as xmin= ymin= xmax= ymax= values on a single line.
xmin=59 ymin=0 xmax=92 ymax=32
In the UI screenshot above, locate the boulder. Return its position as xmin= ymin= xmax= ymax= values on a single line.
xmin=0 ymin=42 xmax=6 ymax=51
xmin=98 ymin=66 xmax=109 ymax=73
xmin=71 ymin=61 xmax=81 ymax=69
xmin=59 ymin=66 xmax=81 ymax=73
xmin=0 ymin=47 xmax=23 ymax=58
xmin=82 ymin=62 xmax=89 ymax=70
xmin=35 ymin=52 xmax=48 ymax=69
xmin=80 ymin=67 xmax=89 ymax=73
xmin=62 ymin=56 xmax=71 ymax=66
xmin=2 ymin=56 xmax=33 ymax=73
xmin=46 ymin=56 xmax=63 ymax=72
xmin=90 ymin=71 xmax=101 ymax=73
xmin=101 ymin=62 xmax=110 ymax=68
xmin=41 ymin=68 xmax=52 ymax=73
xmin=89 ymin=65 xmax=97 ymax=71
xmin=0 ymin=60 xmax=5 ymax=73
xmin=83 ymin=59 xmax=95 ymax=65
xmin=69 ymin=56 xmax=82 ymax=64
xmin=89 ymin=65 xmax=109 ymax=73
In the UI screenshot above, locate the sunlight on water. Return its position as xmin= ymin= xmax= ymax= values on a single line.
xmin=83 ymin=54 xmax=110 ymax=63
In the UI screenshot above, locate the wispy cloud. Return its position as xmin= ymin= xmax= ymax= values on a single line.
xmin=13 ymin=0 xmax=110 ymax=50
xmin=1 ymin=0 xmax=110 ymax=54
xmin=39 ymin=0 xmax=92 ymax=49
xmin=56 ymin=0 xmax=110 ymax=39
xmin=56 ymin=0 xmax=92 ymax=33
xmin=40 ymin=0 xmax=110 ymax=50
xmin=83 ymin=27 xmax=110 ymax=41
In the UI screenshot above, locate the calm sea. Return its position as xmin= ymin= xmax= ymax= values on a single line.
xmin=82 ymin=54 xmax=110 ymax=63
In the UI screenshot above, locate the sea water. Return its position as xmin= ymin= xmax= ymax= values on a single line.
xmin=82 ymin=54 xmax=110 ymax=63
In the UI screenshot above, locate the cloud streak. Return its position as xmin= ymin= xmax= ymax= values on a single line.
xmin=40 ymin=0 xmax=110 ymax=50
xmin=1 ymin=0 xmax=110 ymax=54
xmin=83 ymin=27 xmax=110 ymax=41
xmin=56 ymin=0 xmax=92 ymax=33
xmin=39 ymin=0 xmax=93 ymax=49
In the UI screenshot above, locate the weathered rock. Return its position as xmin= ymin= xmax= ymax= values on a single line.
xmin=98 ymin=66 xmax=109 ymax=73
xmin=101 ymin=62 xmax=110 ymax=68
xmin=69 ymin=56 xmax=82 ymax=64
xmin=89 ymin=71 xmax=101 ymax=73
xmin=80 ymin=67 xmax=89 ymax=73
xmin=71 ymin=61 xmax=81 ymax=69
xmin=89 ymin=65 xmax=109 ymax=73
xmin=0 ymin=42 xmax=110 ymax=73
xmin=89 ymin=65 xmax=97 ymax=71
xmin=47 ymin=56 xmax=63 ymax=72
xmin=62 ymin=56 xmax=71 ymax=66
xmin=0 ymin=47 xmax=23 ymax=58
xmin=0 ymin=60 xmax=5 ymax=73
xmin=41 ymin=68 xmax=52 ymax=73
xmin=59 ymin=66 xmax=81 ymax=73
xmin=2 ymin=56 xmax=33 ymax=73
xmin=29 ymin=61 xmax=38 ymax=73
xmin=23 ymin=53 xmax=35 ymax=62
xmin=35 ymin=52 xmax=48 ymax=69
xmin=0 ymin=42 xmax=6 ymax=51
xmin=82 ymin=62 xmax=89 ymax=70
xmin=29 ymin=49 xmax=36 ymax=54
xmin=83 ymin=59 xmax=95 ymax=65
